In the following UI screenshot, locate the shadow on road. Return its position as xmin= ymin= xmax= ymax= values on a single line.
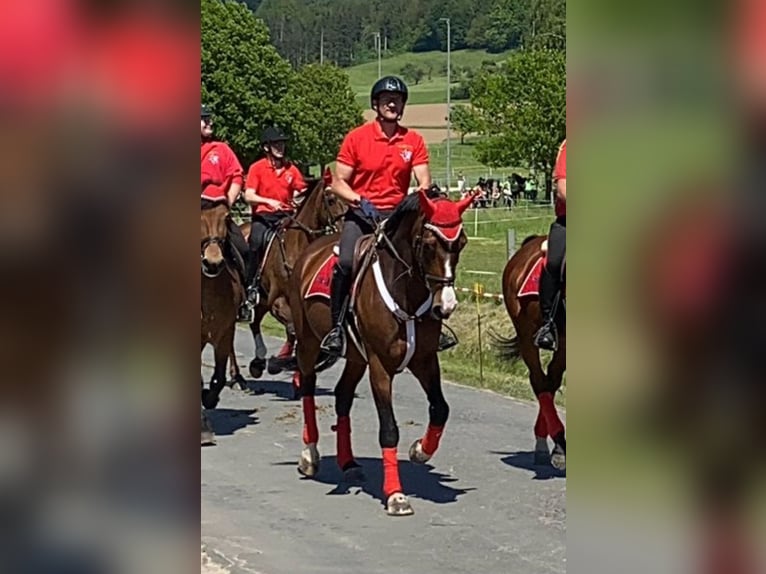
xmin=492 ymin=450 xmax=566 ymax=480
xmin=302 ymin=456 xmax=475 ymax=507
xmin=206 ymin=408 xmax=259 ymax=436
xmin=240 ymin=378 xmax=335 ymax=401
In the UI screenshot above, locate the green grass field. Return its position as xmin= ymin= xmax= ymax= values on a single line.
xmin=346 ymin=49 xmax=515 ymax=105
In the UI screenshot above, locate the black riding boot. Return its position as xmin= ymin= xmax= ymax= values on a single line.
xmin=534 ymin=265 xmax=559 ymax=351
xmin=320 ymin=268 xmax=351 ymax=357
xmin=246 ymin=250 xmax=261 ymax=305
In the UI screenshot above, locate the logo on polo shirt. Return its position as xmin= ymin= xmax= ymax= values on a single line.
xmin=208 ymin=152 xmax=219 ymax=165
xmin=400 ymin=149 xmax=412 ymax=163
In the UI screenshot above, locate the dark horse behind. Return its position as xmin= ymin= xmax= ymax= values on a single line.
xmin=237 ymin=177 xmax=346 ymax=398
xmin=201 ymin=200 xmax=245 ymax=444
xmin=288 ymin=187 xmax=473 ymax=516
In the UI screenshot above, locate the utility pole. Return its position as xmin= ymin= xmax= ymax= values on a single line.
xmin=374 ymin=32 xmax=382 ymax=78
xmin=440 ymin=17 xmax=451 ymax=193
xmin=320 ymin=28 xmax=324 ymax=64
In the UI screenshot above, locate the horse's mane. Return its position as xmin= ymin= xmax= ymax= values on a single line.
xmin=521 ymin=235 xmax=539 ymax=246
xmin=201 ymin=198 xmax=228 ymax=211
xmin=384 ymin=186 xmax=443 ymax=240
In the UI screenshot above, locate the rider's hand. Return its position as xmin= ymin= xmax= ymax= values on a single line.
xmin=358 ymin=197 xmax=381 ymax=222
xmin=267 ymin=198 xmax=284 ymax=211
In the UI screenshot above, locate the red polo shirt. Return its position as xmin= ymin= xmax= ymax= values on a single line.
xmin=245 ymin=158 xmax=307 ymax=215
xmin=337 ymin=120 xmax=429 ymax=210
xmin=553 ymin=139 xmax=566 ymax=217
xmin=201 ymin=141 xmax=243 ymax=202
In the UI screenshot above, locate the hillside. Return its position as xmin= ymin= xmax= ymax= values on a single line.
xmin=346 ymin=48 xmax=515 ymax=106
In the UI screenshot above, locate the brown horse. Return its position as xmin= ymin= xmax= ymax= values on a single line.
xmin=201 ymin=201 xmax=244 ymax=421
xmin=289 ymin=188 xmax=472 ymax=516
xmin=495 ymin=235 xmax=566 ymax=470
xmin=237 ymin=178 xmax=346 ymax=397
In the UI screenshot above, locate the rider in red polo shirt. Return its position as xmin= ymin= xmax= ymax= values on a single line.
xmin=201 ymin=105 xmax=252 ymax=312
xmin=320 ymin=76 xmax=432 ymax=358
xmin=244 ymin=126 xmax=307 ymax=302
xmin=534 ymin=139 xmax=566 ymax=350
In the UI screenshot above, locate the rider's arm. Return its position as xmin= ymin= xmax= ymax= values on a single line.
xmin=222 ymin=144 xmax=244 ymax=206
xmin=243 ymin=164 xmax=276 ymax=207
xmin=226 ymin=182 xmax=242 ymax=207
xmin=412 ymin=163 xmax=432 ymax=192
xmin=331 ymin=162 xmax=362 ymax=205
xmin=555 ymin=178 xmax=566 ymax=203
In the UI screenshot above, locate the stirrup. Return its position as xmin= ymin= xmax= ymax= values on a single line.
xmin=437 ymin=324 xmax=459 ymax=352
xmin=237 ymin=302 xmax=255 ymax=323
xmin=320 ymin=326 xmax=346 ymax=355
xmin=533 ymin=321 xmax=558 ymax=351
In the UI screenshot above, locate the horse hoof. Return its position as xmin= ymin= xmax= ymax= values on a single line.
xmin=408 ymin=439 xmax=431 ymax=464
xmin=230 ymin=373 xmax=247 ymax=391
xmin=249 ymin=358 xmax=265 ymax=379
xmin=386 ymin=493 xmax=414 ymax=516
xmin=201 ymin=389 xmax=219 ymax=410
xmin=550 ymin=446 xmax=566 ymax=471
xmin=342 ymin=463 xmax=366 ymax=483
xmin=201 ymin=431 xmax=217 ymax=446
xmin=298 ymin=443 xmax=320 ymax=478
xmin=534 ymin=450 xmax=551 ymax=466
xmin=266 ymin=357 xmax=283 ymax=375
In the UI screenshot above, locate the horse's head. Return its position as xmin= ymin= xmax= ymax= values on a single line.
xmin=382 ymin=188 xmax=471 ymax=319
xmin=295 ymin=178 xmax=347 ymax=233
xmin=200 ymin=201 xmax=229 ymax=278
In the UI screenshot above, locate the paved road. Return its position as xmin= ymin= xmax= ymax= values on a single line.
xmin=202 ymin=333 xmax=565 ymax=574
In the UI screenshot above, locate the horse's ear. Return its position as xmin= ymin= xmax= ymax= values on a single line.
xmin=455 ymin=191 xmax=474 ymax=215
xmin=418 ymin=188 xmax=436 ymax=219
xmin=323 ymin=167 xmax=332 ymax=188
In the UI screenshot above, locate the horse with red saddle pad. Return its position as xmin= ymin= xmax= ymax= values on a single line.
xmin=492 ymin=235 xmax=566 ymax=471
xmin=288 ymin=188 xmax=472 ymax=516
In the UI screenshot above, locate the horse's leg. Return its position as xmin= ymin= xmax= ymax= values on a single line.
xmin=248 ymin=305 xmax=269 ymax=379
xmin=201 ymin=405 xmax=216 ymax=446
xmin=297 ymin=331 xmax=323 ymax=478
xmin=518 ymin=329 xmax=553 ymax=465
xmin=202 ymin=335 xmax=230 ymax=410
xmin=333 ymin=357 xmax=367 ymax=482
xmin=266 ymin=297 xmax=298 ymax=377
xmin=227 ymin=339 xmax=247 ymax=391
xmin=545 ymin=337 xmax=566 ymax=471
xmin=407 ymin=352 xmax=449 ymax=464
xmin=368 ymin=353 xmax=412 ymax=516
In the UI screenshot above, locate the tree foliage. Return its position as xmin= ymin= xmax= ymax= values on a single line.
xmin=450 ymin=105 xmax=482 ymax=145
xmin=469 ymin=50 xmax=565 ymax=199
xmin=282 ymin=64 xmax=363 ymax=168
xmin=246 ymin=0 xmax=564 ymax=67
xmin=202 ymin=0 xmax=363 ymax=169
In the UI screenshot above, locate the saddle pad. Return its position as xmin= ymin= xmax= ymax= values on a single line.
xmin=305 ymin=253 xmax=337 ymax=299
xmin=517 ymin=256 xmax=546 ymax=298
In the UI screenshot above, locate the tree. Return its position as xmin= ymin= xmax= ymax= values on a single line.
xmin=202 ymin=0 xmax=294 ymax=165
xmin=400 ymin=62 xmax=425 ymax=85
xmin=450 ymin=105 xmax=481 ymax=144
xmin=470 ymin=50 xmax=565 ymax=201
xmin=282 ymin=64 xmax=363 ymax=170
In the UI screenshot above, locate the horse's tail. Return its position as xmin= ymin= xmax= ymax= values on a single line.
xmin=487 ymin=327 xmax=521 ymax=361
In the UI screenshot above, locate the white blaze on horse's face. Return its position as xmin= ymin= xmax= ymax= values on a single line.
xmin=439 ymin=260 xmax=458 ymax=317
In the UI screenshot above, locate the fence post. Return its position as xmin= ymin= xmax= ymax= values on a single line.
xmin=506 ymin=228 xmax=516 ymax=260
xmin=474 ymin=205 xmax=479 ymax=237
xmin=474 ymin=282 xmax=484 ymax=387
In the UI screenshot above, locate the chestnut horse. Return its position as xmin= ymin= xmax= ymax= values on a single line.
xmin=289 ymin=188 xmax=472 ymax=516
xmin=495 ymin=235 xmax=566 ymax=470
xmin=237 ymin=179 xmax=346 ymax=397
xmin=201 ymin=201 xmax=244 ymax=420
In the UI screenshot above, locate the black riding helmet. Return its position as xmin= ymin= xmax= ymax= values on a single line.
xmin=260 ymin=126 xmax=289 ymax=145
xmin=201 ymin=104 xmax=212 ymax=118
xmin=370 ymin=76 xmax=408 ymax=109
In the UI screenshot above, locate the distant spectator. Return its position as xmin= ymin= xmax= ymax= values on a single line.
xmin=457 ymin=171 xmax=466 ymax=194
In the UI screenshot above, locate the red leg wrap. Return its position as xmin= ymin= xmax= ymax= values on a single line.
xmin=302 ymin=396 xmax=318 ymax=444
xmin=538 ymin=392 xmax=564 ymax=438
xmin=277 ymin=340 xmax=294 ymax=358
xmin=382 ymin=447 xmax=402 ymax=499
xmin=420 ymin=424 xmax=444 ymax=456
xmin=333 ymin=416 xmax=353 ymax=469
xmin=534 ymin=408 xmax=547 ymax=438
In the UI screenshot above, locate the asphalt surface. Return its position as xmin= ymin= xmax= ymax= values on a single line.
xmin=202 ymin=332 xmax=566 ymax=574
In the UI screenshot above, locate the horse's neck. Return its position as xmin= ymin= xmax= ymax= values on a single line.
xmin=376 ymin=214 xmax=429 ymax=310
